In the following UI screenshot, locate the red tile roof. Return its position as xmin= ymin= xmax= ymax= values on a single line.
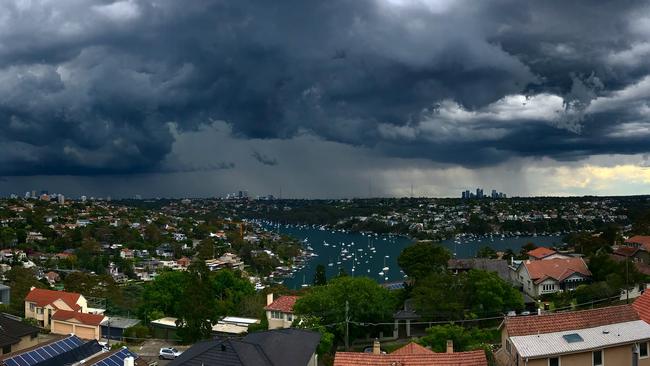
xmin=523 ymin=257 xmax=591 ymax=284
xmin=626 ymin=236 xmax=650 ymax=250
xmin=613 ymin=246 xmax=640 ymax=257
xmin=504 ymin=304 xmax=639 ymax=336
xmin=51 ymin=310 xmax=105 ymax=326
xmin=333 ymin=350 xmax=487 ymax=366
xmin=633 ymin=291 xmax=650 ymax=324
xmin=527 ymin=247 xmax=556 ymax=259
xmin=391 ymin=342 xmax=435 ymax=355
xmin=25 ymin=288 xmax=82 ymax=311
xmin=264 ymin=295 xmax=299 ymax=313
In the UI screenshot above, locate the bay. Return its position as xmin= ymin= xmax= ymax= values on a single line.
xmin=264 ymin=223 xmax=564 ymax=289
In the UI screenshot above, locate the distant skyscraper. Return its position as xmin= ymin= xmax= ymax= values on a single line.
xmin=476 ymin=188 xmax=484 ymax=198
xmin=81 ymin=195 xmax=87 ymax=202
xmin=58 ymin=195 xmax=65 ymax=204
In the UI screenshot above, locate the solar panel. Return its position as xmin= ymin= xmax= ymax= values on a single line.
xmin=91 ymin=348 xmax=138 ymax=366
xmin=3 ymin=335 xmax=85 ymax=366
xmin=562 ymin=333 xmax=584 ymax=343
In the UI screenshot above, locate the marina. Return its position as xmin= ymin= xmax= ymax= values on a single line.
xmin=254 ymin=220 xmax=565 ymax=289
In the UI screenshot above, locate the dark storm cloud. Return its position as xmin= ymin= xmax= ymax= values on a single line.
xmin=251 ymin=151 xmax=278 ymax=166
xmin=2 ymin=0 xmax=650 ymax=176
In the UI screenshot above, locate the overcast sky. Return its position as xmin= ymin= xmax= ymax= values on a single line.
xmin=2 ymin=0 xmax=650 ymax=198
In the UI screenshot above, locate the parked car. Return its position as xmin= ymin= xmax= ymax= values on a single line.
xmin=159 ymin=347 xmax=182 ymax=360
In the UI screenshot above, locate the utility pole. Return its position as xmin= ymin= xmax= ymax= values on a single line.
xmin=626 ymin=257 xmax=630 ymax=304
xmin=345 ymin=300 xmax=350 ymax=350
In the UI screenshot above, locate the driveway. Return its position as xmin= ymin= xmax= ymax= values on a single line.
xmin=131 ymin=339 xmax=191 ymax=365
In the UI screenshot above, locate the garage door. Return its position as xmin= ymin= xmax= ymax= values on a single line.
xmin=75 ymin=325 xmax=97 ymax=340
xmin=51 ymin=321 xmax=73 ymax=335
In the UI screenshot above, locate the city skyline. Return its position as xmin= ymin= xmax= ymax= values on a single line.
xmin=1 ymin=1 xmax=650 ymax=197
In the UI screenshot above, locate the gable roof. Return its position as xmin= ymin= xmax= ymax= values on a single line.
xmin=390 ymin=342 xmax=435 ymax=355
xmin=633 ymin=291 xmax=650 ymax=324
xmin=333 ymin=349 xmax=487 ymax=366
xmin=51 ymin=310 xmax=105 ymax=327
xmin=511 ymin=320 xmax=650 ymax=359
xmin=504 ymin=304 xmax=640 ymax=337
xmin=169 ymin=328 xmax=320 ymax=366
xmin=264 ymin=295 xmax=299 ymax=313
xmin=613 ymin=246 xmax=640 ymax=257
xmin=0 ymin=313 xmax=40 ymax=348
xmin=527 ymin=247 xmax=557 ymax=259
xmin=625 ymin=236 xmax=650 ymax=250
xmin=25 ymin=288 xmax=82 ymax=311
xmin=523 ymin=258 xmax=591 ymax=284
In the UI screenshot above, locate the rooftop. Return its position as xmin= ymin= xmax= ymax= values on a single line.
xmin=510 ymin=320 xmax=650 ymax=358
xmin=334 ymin=345 xmax=487 ymax=366
xmin=522 ymin=257 xmax=591 ymax=284
xmin=24 ymin=288 xmax=82 ymax=311
xmin=52 ymin=310 xmax=106 ymax=327
xmin=504 ymin=304 xmax=640 ymax=336
xmin=527 ymin=247 xmax=557 ymax=259
xmin=264 ymin=295 xmax=299 ymax=313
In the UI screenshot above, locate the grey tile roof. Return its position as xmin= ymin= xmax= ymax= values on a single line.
xmin=169 ymin=328 xmax=320 ymax=366
xmin=0 ymin=313 xmax=39 ymax=348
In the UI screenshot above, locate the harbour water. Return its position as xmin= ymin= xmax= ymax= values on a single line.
xmin=262 ymin=223 xmax=564 ymax=289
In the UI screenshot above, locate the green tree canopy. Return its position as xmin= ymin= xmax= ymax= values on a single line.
xmin=397 ymin=242 xmax=450 ymax=281
xmin=313 ymin=264 xmax=327 ymax=286
xmin=293 ymin=276 xmax=397 ymax=343
xmin=412 ymin=270 xmax=523 ymax=320
xmin=176 ymin=260 xmax=218 ymax=343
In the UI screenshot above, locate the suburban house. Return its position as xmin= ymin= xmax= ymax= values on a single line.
xmin=0 ymin=313 xmax=40 ymax=355
xmin=51 ymin=310 xmax=106 ymax=340
xmin=24 ymin=287 xmax=105 ymax=340
xmin=265 ymin=294 xmax=299 ymax=329
xmin=334 ymin=340 xmax=487 ymax=366
xmin=448 ymin=258 xmax=510 ymax=282
xmin=495 ymin=304 xmax=650 ymax=366
xmin=0 ymin=335 xmax=104 ymax=366
xmin=527 ymin=247 xmax=570 ymax=260
xmin=101 ymin=316 xmax=141 ymax=341
xmin=512 ymin=257 xmax=591 ymax=298
xmin=625 ymin=236 xmax=650 ymax=252
xmin=169 ymin=328 xmax=321 ymax=366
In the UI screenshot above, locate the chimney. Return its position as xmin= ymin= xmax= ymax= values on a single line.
xmin=373 ymin=339 xmax=381 ymax=355
xmin=446 ymin=340 xmax=454 ymax=353
xmin=266 ymin=293 xmax=274 ymax=306
xmin=123 ymin=356 xmax=134 ymax=366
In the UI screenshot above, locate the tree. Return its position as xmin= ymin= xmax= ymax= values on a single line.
xmin=293 ymin=276 xmax=397 ymax=344
xmin=464 ymin=270 xmax=523 ymax=316
xmin=477 ymin=246 xmax=497 ymax=259
xmin=419 ymin=324 xmax=498 ymax=352
xmin=140 ymin=270 xmax=188 ymax=321
xmin=176 ymin=260 xmax=219 ymax=343
xmin=4 ymin=267 xmax=45 ymax=316
xmin=397 ymin=242 xmax=450 ymax=281
xmin=196 ymin=238 xmax=215 ymax=260
xmin=411 ymin=272 xmax=466 ymax=320
xmin=211 ymin=270 xmax=255 ymax=315
xmin=313 ymin=264 xmax=327 ymax=286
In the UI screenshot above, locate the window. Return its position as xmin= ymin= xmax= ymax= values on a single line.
xmin=548 ymin=357 xmax=559 ymax=366
xmin=641 ymin=342 xmax=649 ymax=359
xmin=270 ymin=311 xmax=283 ymax=319
xmin=287 ymin=314 xmax=293 ymax=322
xmin=593 ymin=350 xmax=602 ymax=366
xmin=506 ymin=339 xmax=512 ymax=354
xmin=29 ymin=303 xmax=35 ymax=312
